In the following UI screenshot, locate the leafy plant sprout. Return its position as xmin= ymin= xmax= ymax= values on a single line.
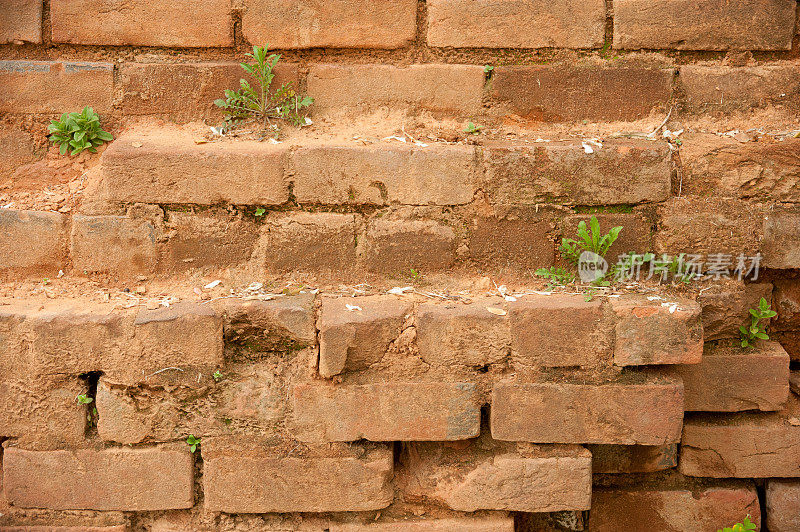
xmin=186 ymin=435 xmax=201 ymax=453
xmin=740 ymin=297 xmax=776 ymax=348
xmin=48 ymin=107 xmax=113 ymax=156
xmin=717 ymin=515 xmax=756 ymax=532
xmin=464 ymin=121 xmax=483 ymax=135
xmin=212 ymin=370 xmax=224 ymax=382
xmin=559 ymin=216 xmax=622 ymax=266
xmin=76 ymin=394 xmax=93 ymax=405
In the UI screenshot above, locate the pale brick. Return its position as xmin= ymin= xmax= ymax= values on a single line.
xmin=399 ymin=440 xmax=591 ymax=512
xmin=491 ymin=376 xmax=684 ymax=444
xmin=292 ymin=144 xmax=477 ymax=206
xmin=242 ymin=0 xmax=416 ymax=49
xmin=764 ymin=209 xmax=800 ymax=268
xmin=610 ymin=296 xmax=703 ymax=366
xmin=666 ymin=341 xmax=789 ymax=412
xmin=680 ymin=397 xmax=800 ymax=478
xmin=70 ymin=215 xmax=158 ymax=276
xmin=292 ymin=382 xmax=480 ymax=442
xmin=427 ymin=0 xmax=604 ymax=49
xmin=483 ymin=140 xmax=671 ymax=206
xmin=330 ymin=516 xmax=515 ymax=532
xmin=51 ymin=0 xmax=232 ymax=46
xmin=699 ymin=282 xmax=773 ymax=341
xmin=360 ymin=218 xmax=457 ymax=273
xmin=682 ymin=63 xmax=800 ymax=111
xmin=203 ymin=437 xmax=393 ymax=513
xmin=318 ymin=296 xmax=413 ymax=378
xmin=468 ymin=208 xmax=556 ymax=271
xmin=767 ymin=480 xmax=800 ymax=532
xmin=99 ymin=128 xmax=288 ymax=205
xmin=0 ymin=0 xmax=42 ymax=44
xmin=509 ymin=295 xmax=612 ymax=367
xmin=0 ymin=60 xmax=114 ymax=114
xmin=255 ymin=212 xmax=357 ymax=273
xmin=614 ymin=0 xmax=796 ymax=50
xmin=308 ymin=64 xmax=484 ymax=115
xmin=0 ymin=210 xmax=65 ymax=274
xmin=589 ymin=485 xmax=761 ymax=531
xmin=491 ymin=65 xmax=674 ymax=121
xmin=588 ymin=444 xmax=677 ymax=474
xmin=3 ymin=446 xmax=194 ymax=510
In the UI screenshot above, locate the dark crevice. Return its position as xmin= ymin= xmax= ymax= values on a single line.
xmin=78 ymin=370 xmax=102 ymax=437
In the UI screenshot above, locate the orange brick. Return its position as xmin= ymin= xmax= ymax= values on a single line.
xmin=767 ymin=480 xmax=800 ymax=532
xmin=774 ymin=279 xmax=800 ymax=330
xmin=681 ymin=63 xmax=800 ymax=111
xmin=588 ymin=444 xmax=677 ymax=474
xmin=0 ymin=0 xmax=42 ymax=44
xmin=699 ymin=282 xmax=773 ymax=341
xmin=764 ymin=209 xmax=800 ymax=269
xmin=330 ymin=516 xmax=515 ymax=532
xmin=0 ymin=210 xmax=66 ymax=275
xmin=70 ymin=215 xmax=158 ymax=276
xmin=360 ymin=217 xmax=458 ymax=273
xmin=468 ymin=209 xmax=556 ymax=271
xmin=51 ymin=0 xmax=232 ymax=46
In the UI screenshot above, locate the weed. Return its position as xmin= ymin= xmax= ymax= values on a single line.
xmin=48 ymin=106 xmax=113 ymax=156
xmin=215 ymin=45 xmax=313 ymax=133
xmin=483 ymin=65 xmax=495 ymax=74
xmin=717 ymin=515 xmax=757 ymax=532
xmin=212 ymin=370 xmax=224 ymax=382
xmin=76 ymin=394 xmax=93 ymax=405
xmin=464 ymin=121 xmax=483 ymax=135
xmin=535 ymin=266 xmax=575 ymax=288
xmin=408 ymin=268 xmax=423 ymax=284
xmin=186 ymin=434 xmax=201 ymax=453
xmin=559 ymin=216 xmax=622 ymax=265
xmin=740 ymin=297 xmax=776 ymax=348
xmin=254 ymin=207 xmax=266 ymax=217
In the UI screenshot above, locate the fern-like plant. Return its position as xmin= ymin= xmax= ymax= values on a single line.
xmin=48 ymin=106 xmax=113 ymax=156
xmin=215 ymin=45 xmax=313 ymax=132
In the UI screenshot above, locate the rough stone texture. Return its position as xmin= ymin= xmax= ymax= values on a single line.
xmin=203 ymin=437 xmax=393 ymax=512
xmin=292 ymin=144 xmax=477 ymax=206
xmin=482 ymin=140 xmax=672 ymax=206
xmin=70 ymin=215 xmax=159 ymax=276
xmin=100 ymin=128 xmax=288 ymax=205
xmin=589 ymin=486 xmax=761 ymax=531
xmin=330 ymin=516 xmax=515 ymax=532
xmin=763 ymin=209 xmax=800 ymax=269
xmin=255 ymin=212 xmax=357 ymax=273
xmin=588 ymin=444 xmax=678 ymax=474
xmin=699 ymin=282 xmax=773 ymax=341
xmin=509 ymin=295 xmax=612 ymax=367
xmin=360 ymin=218 xmax=457 ymax=273
xmin=3 ymin=446 xmax=194 ymax=510
xmin=491 ymin=376 xmax=684 ymax=444
xmin=427 ymin=0 xmax=605 ymax=49
xmin=680 ymin=396 xmax=800 ymax=478
xmin=767 ymin=480 xmax=800 ymax=532
xmin=681 ymin=63 xmax=800 ymax=111
xmin=0 ymin=127 xmax=39 ymax=176
xmin=399 ymin=440 xmax=592 ymax=512
xmin=51 ymin=0 xmax=232 ymax=46
xmin=292 ymin=382 xmax=480 ymax=442
xmin=468 ymin=208 xmax=556 ymax=271
xmin=614 ymin=0 xmax=796 ymax=50
xmin=774 ymin=279 xmax=800 ymax=330
xmin=610 ymin=296 xmax=703 ymax=366
xmin=679 ymin=134 xmax=800 ymax=202
xmin=491 ymin=65 xmax=674 ymax=121
xmin=665 ymin=341 xmax=789 ymax=412
xmin=120 ymin=62 xmax=299 ymax=119
xmin=318 ymin=296 xmax=413 ymax=377
xmin=307 ymin=64 xmax=484 ymax=115
xmin=562 ymin=212 xmax=653 ymax=263
xmin=0 ymin=60 xmax=114 ymax=114
xmin=0 ymin=210 xmax=65 ymax=274
xmin=416 ymin=299 xmax=511 ymax=368
xmin=0 ymin=0 xmax=42 ymax=43
xmin=242 ymin=0 xmax=417 ymax=49
xmin=0 ymin=527 xmax=127 ymax=531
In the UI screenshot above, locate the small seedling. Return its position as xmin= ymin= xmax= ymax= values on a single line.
xmin=76 ymin=394 xmax=93 ymax=405
xmin=212 ymin=370 xmax=224 ymax=382
xmin=186 ymin=435 xmax=201 ymax=453
xmin=717 ymin=515 xmax=757 ymax=532
xmin=559 ymin=216 xmax=622 ymax=265
xmin=48 ymin=106 xmax=113 ymax=156
xmin=739 ymin=297 xmax=776 ymax=348
xmin=254 ymin=207 xmax=266 ymax=216
xmin=464 ymin=122 xmax=483 ymax=135
xmin=483 ymin=65 xmax=494 ymax=74
xmin=535 ymin=266 xmax=575 ymax=288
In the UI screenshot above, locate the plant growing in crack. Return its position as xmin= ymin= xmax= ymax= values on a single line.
xmin=186 ymin=435 xmax=201 ymax=453
xmin=739 ymin=297 xmax=776 ymax=348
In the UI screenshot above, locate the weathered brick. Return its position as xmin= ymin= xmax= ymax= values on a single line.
xmin=680 ymin=397 xmax=800 ymax=477
xmin=0 ymin=127 xmax=39 ymax=176
xmin=3 ymin=445 xmax=194 ymax=510
xmin=71 ymin=215 xmax=158 ymax=276
xmin=482 ymin=140 xmax=671 ymax=206
xmin=292 ymin=382 xmax=480 ymax=442
xmin=308 ymin=64 xmax=484 ymax=115
xmin=491 ymin=65 xmax=674 ymax=122
xmin=681 ymin=63 xmax=800 ymax=111
xmin=255 ymin=212 xmax=357 ymax=273
xmin=51 ymin=0 xmax=232 ymax=46
xmin=0 ymin=0 xmax=42 ymax=44
xmin=491 ymin=375 xmax=684 ymax=444
xmin=509 ymin=295 xmax=612 ymax=367
xmin=399 ymin=440 xmax=591 ymax=512
xmin=774 ymin=279 xmax=800 ymax=330
xmin=292 ymin=144 xmax=477 ymax=206
xmin=610 ymin=296 xmax=703 ymax=366
xmin=427 ymin=0 xmax=604 ymax=49
xmin=588 ymin=444 xmax=677 ymax=474
xmin=468 ymin=208 xmax=556 ymax=271
xmin=330 ymin=516 xmax=515 ymax=532
xmin=767 ymin=480 xmax=800 ymax=532
xmin=120 ymin=62 xmax=299 ymax=119
xmin=99 ymin=128 xmax=288 ymax=205
xmin=214 ymin=294 xmax=316 ymax=351
xmin=763 ymin=209 xmax=800 ymax=269
xmin=0 ymin=526 xmax=127 ymax=531
xmin=319 ymin=296 xmax=412 ymax=378
xmin=360 ymin=217 xmax=457 ymax=273
xmin=0 ymin=210 xmax=65 ymax=275
xmin=0 ymin=60 xmax=114 ymax=114
xmin=614 ymin=0 xmax=796 ymax=50
xmin=699 ymin=282 xmax=773 ymax=341
xmin=203 ymin=437 xmax=393 ymax=512
xmin=666 ymin=341 xmax=789 ymax=412
xmin=242 ymin=0 xmax=416 ymax=49
xmin=589 ymin=485 xmax=761 ymax=531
